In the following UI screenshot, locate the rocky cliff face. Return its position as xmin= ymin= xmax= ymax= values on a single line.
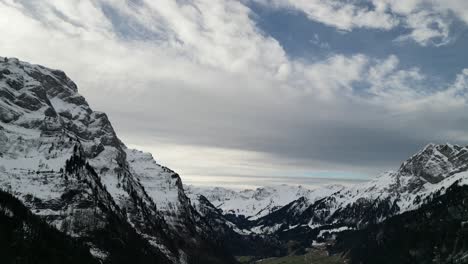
xmin=397 ymin=143 xmax=468 ymax=187
xmin=0 ymin=56 xmax=234 ymax=264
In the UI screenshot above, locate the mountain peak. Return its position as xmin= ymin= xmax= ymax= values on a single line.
xmin=398 ymin=143 xmax=468 ymax=184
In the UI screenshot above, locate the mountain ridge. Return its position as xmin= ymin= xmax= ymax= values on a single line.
xmin=185 ymin=184 xmax=344 ymax=221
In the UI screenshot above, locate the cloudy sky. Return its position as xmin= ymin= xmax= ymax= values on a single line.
xmin=1 ymin=0 xmax=468 ymax=188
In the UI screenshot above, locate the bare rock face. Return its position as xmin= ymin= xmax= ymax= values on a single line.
xmin=0 ymin=56 xmax=234 ymax=264
xmin=398 ymin=144 xmax=468 ymax=184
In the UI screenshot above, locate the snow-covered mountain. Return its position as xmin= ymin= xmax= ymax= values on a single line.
xmin=185 ymin=184 xmax=343 ymax=220
xmin=0 ymin=57 xmax=234 ymax=264
xmin=249 ymin=143 xmax=468 ymax=240
xmin=185 ymin=143 xmax=468 ymax=259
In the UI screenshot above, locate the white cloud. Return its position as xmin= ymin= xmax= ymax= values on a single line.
xmin=290 ymin=54 xmax=368 ymax=99
xmin=365 ymin=55 xmax=426 ymax=103
xmin=252 ymin=0 xmax=468 ymax=47
xmin=252 ymin=0 xmax=398 ymax=31
xmin=394 ymin=10 xmax=452 ymax=46
xmin=0 ymin=0 xmax=467 ymax=181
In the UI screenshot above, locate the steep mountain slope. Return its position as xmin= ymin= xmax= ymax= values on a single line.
xmin=0 ymin=189 xmax=99 ymax=264
xmin=126 ymin=149 xmax=196 ymax=233
xmin=125 ymin=149 xmax=236 ymax=264
xmin=331 ymin=177 xmax=468 ymax=264
xmin=0 ymin=56 xmax=234 ymax=264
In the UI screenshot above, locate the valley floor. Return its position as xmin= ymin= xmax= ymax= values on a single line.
xmin=237 ymin=249 xmax=345 ymax=264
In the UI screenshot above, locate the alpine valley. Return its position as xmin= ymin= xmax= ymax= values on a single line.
xmin=2 ymin=57 xmax=468 ymax=264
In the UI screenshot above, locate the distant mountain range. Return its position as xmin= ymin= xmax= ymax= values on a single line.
xmin=1 ymin=56 xmax=468 ymax=264
xmin=185 ymin=184 xmax=344 ymax=220
xmin=187 ymin=143 xmax=468 ymax=262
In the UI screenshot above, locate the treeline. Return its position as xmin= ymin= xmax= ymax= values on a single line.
xmin=0 ymin=189 xmax=99 ymax=264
